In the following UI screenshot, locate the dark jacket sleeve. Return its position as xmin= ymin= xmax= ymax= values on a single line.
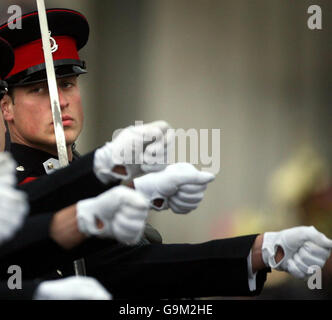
xmin=18 ymin=151 xmax=120 ymax=215
xmin=0 ymin=213 xmax=120 ymax=280
xmin=1 ymin=233 xmax=270 ymax=298
xmin=0 ymin=213 xmax=77 ymax=278
xmin=0 ymin=280 xmax=40 ymax=300
xmin=84 ymin=234 xmax=270 ymax=299
xmin=1 ymin=224 xmax=270 ymax=299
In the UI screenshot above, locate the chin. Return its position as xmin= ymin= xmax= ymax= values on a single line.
xmin=46 ymin=129 xmax=80 ymax=147
xmin=64 ymin=134 xmax=79 ymax=146
xmin=65 ymin=127 xmax=81 ymax=141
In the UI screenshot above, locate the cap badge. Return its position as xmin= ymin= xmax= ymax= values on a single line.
xmin=49 ymin=31 xmax=58 ymax=53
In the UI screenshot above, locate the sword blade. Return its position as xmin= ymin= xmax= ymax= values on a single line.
xmin=36 ymin=0 xmax=68 ymax=167
xmin=36 ymin=0 xmax=86 ymax=276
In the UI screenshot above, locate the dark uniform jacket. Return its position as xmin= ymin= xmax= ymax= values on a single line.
xmin=2 ymin=143 xmax=270 ymax=299
xmin=0 ymin=280 xmax=39 ymax=300
xmin=0 ymin=144 xmax=124 ymax=286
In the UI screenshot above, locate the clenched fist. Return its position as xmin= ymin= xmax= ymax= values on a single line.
xmin=262 ymin=226 xmax=332 ymax=279
xmin=93 ymin=121 xmax=174 ymax=183
xmin=134 ymin=162 xmax=215 ymax=213
xmin=76 ymin=185 xmax=149 ymax=244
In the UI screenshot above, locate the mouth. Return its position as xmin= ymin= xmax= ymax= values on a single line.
xmin=52 ymin=116 xmax=74 ymax=126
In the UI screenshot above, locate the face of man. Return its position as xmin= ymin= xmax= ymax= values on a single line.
xmin=0 ymin=76 xmax=84 ymax=157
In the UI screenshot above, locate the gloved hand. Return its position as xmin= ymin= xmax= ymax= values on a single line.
xmin=262 ymin=226 xmax=332 ymax=279
xmin=34 ymin=276 xmax=112 ymax=300
xmin=134 ymin=162 xmax=215 ymax=213
xmin=0 ymin=152 xmax=29 ymax=244
xmin=76 ymin=185 xmax=149 ymax=244
xmin=93 ymin=121 xmax=174 ymax=183
xmin=0 ymin=151 xmax=17 ymax=186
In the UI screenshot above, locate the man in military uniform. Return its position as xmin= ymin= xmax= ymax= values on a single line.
xmin=0 ymin=44 xmax=154 ymax=283
xmin=1 ymin=9 xmax=332 ymax=299
xmin=0 ymin=37 xmax=112 ymax=300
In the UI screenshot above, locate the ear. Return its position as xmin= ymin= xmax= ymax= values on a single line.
xmin=0 ymin=94 xmax=14 ymax=122
xmin=0 ymin=106 xmax=6 ymax=131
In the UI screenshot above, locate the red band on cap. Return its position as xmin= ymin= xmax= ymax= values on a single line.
xmin=6 ymin=36 xmax=79 ymax=79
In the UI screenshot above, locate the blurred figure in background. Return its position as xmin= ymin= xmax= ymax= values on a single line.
xmin=260 ymin=146 xmax=332 ymax=299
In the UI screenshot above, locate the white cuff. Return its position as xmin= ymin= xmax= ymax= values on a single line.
xmin=247 ymin=249 xmax=257 ymax=292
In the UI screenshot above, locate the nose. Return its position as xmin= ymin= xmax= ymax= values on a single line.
xmin=58 ymin=88 xmax=69 ymax=110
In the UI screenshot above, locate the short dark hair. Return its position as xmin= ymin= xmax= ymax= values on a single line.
xmin=6 ymin=86 xmax=15 ymax=103
xmin=0 ymin=80 xmax=8 ymax=100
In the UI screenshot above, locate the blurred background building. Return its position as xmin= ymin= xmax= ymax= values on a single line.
xmin=1 ymin=0 xmax=331 ymax=298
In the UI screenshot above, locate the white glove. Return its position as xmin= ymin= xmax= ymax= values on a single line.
xmin=0 ymin=152 xmax=29 ymax=245
xmin=134 ymin=162 xmax=215 ymax=213
xmin=262 ymin=226 xmax=332 ymax=279
xmin=93 ymin=121 xmax=174 ymax=183
xmin=76 ymin=185 xmax=149 ymax=244
xmin=0 ymin=152 xmax=17 ymax=186
xmin=34 ymin=276 xmax=112 ymax=300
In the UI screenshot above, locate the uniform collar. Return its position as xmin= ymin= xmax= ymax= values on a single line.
xmin=10 ymin=143 xmax=62 ymax=176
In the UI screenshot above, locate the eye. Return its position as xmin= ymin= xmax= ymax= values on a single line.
xmin=29 ymin=86 xmax=44 ymax=94
xmin=61 ymin=81 xmax=74 ymax=89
